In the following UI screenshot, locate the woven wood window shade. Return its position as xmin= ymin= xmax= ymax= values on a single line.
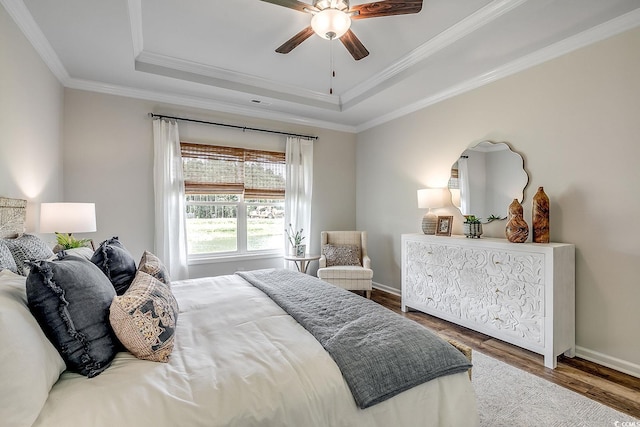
xmin=181 ymin=143 xmax=285 ymax=198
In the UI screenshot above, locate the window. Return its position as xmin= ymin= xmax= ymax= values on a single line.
xmin=181 ymin=143 xmax=286 ymax=258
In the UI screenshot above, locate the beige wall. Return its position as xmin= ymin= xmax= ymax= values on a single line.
xmin=62 ymin=89 xmax=357 ymax=276
xmin=356 ymin=27 xmax=640 ymax=374
xmin=0 ymin=5 xmax=63 ymax=229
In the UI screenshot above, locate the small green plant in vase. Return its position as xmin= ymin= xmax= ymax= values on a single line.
xmin=53 ymin=232 xmax=92 ymax=252
xmin=286 ymin=224 xmax=306 ymax=256
xmin=463 ymin=215 xmax=483 ymax=238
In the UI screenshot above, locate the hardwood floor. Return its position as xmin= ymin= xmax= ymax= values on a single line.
xmin=370 ymin=289 xmax=640 ymax=419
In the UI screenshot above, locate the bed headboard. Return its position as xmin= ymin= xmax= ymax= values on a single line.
xmin=0 ymin=197 xmax=27 ymax=239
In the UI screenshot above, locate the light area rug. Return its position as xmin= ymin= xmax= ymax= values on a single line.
xmin=472 ymin=351 xmax=640 ymax=427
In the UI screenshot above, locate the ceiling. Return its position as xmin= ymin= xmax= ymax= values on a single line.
xmin=5 ymin=0 xmax=640 ymax=132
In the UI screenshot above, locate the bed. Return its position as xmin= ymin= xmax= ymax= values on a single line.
xmin=0 ymin=197 xmax=479 ymax=427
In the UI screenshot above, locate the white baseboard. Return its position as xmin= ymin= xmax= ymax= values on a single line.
xmin=372 ymin=281 xmax=400 ymax=296
xmin=576 ymin=346 xmax=640 ymax=379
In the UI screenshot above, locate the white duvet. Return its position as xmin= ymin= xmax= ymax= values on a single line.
xmin=33 ymin=274 xmax=478 ymax=427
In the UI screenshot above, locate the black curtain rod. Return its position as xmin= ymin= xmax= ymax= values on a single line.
xmin=148 ymin=113 xmax=318 ymax=141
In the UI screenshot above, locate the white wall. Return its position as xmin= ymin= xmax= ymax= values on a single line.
xmin=62 ymin=89 xmax=357 ymax=276
xmin=356 ymin=27 xmax=640 ymax=374
xmin=0 ymin=5 xmax=63 ymax=229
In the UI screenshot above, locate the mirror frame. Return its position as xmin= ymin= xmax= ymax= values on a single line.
xmin=448 ymin=141 xmax=529 ymax=224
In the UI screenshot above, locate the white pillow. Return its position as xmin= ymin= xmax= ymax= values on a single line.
xmin=0 ymin=269 xmax=66 ymax=426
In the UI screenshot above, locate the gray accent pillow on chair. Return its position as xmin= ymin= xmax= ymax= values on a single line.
xmin=26 ymin=254 xmax=118 ymax=377
xmin=322 ymin=244 xmax=362 ymax=267
xmin=91 ymin=237 xmax=137 ymax=295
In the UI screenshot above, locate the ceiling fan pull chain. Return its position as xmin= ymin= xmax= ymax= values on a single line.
xmin=329 ymin=39 xmax=335 ymax=95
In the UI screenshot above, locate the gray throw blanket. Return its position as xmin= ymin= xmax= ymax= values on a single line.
xmin=237 ymin=269 xmax=471 ymax=409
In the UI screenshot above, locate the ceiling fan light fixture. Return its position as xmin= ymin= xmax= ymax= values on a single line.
xmin=311 ymin=8 xmax=351 ymax=40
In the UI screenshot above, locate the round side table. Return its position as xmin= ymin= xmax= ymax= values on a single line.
xmin=283 ymin=254 xmax=321 ymax=274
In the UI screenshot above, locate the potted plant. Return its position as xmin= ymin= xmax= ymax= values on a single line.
xmin=52 ymin=232 xmax=93 ymax=253
xmin=285 ymin=224 xmax=306 ymax=257
xmin=463 ymin=215 xmax=483 ymax=238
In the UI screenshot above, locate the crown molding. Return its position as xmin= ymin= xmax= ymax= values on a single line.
xmin=356 ymin=7 xmax=640 ymax=133
xmin=127 ymin=0 xmax=144 ymax=58
xmin=135 ymin=51 xmax=341 ymax=111
xmin=1 ymin=0 xmax=69 ymax=83
xmin=341 ymin=0 xmax=528 ymax=109
xmin=64 ymin=77 xmax=357 ymax=134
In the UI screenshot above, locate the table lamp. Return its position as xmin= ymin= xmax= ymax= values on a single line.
xmin=417 ymin=189 xmax=444 ymax=235
xmin=40 ymin=203 xmax=97 ymax=251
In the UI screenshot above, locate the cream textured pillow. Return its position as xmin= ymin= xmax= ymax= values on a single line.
xmin=109 ymin=271 xmax=178 ymax=362
xmin=138 ymin=250 xmax=170 ymax=285
xmin=322 ymin=244 xmax=362 ymax=267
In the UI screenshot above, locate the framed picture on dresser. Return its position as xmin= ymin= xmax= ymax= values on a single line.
xmin=436 ymin=216 xmax=453 ymax=236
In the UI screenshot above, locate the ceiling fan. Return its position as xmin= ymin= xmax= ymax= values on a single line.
xmin=260 ymin=0 xmax=423 ymax=61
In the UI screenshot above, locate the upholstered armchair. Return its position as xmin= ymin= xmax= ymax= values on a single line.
xmin=317 ymin=231 xmax=373 ymax=299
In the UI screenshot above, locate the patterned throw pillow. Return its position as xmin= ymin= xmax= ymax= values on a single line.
xmin=26 ymin=255 xmax=118 ymax=377
xmin=4 ymin=234 xmax=54 ymax=276
xmin=109 ymin=271 xmax=178 ymax=363
xmin=0 ymin=241 xmax=18 ymax=273
xmin=138 ymin=251 xmax=170 ymax=285
xmin=322 ymin=244 xmax=362 ymax=267
xmin=91 ymin=237 xmax=137 ymax=295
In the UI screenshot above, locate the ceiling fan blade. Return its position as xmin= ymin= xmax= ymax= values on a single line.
xmin=259 ymin=0 xmax=311 ymax=13
xmin=340 ymin=30 xmax=369 ymax=61
xmin=276 ymin=26 xmax=315 ymax=54
xmin=351 ymin=0 xmax=423 ymax=20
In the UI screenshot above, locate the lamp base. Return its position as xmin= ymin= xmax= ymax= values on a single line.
xmin=422 ymin=212 xmax=437 ymax=235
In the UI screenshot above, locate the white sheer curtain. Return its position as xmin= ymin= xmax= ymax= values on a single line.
xmin=458 ymin=156 xmax=470 ymax=215
xmin=284 ymin=136 xmax=313 ymax=266
xmin=152 ymin=118 xmax=189 ymax=280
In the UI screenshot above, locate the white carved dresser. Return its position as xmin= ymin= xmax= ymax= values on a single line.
xmin=401 ymin=234 xmax=575 ymax=368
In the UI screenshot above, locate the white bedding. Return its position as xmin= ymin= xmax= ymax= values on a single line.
xmin=32 ymin=274 xmax=479 ymax=427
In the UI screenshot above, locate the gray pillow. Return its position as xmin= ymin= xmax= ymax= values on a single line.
xmin=26 ymin=254 xmax=118 ymax=377
xmin=322 ymin=244 xmax=362 ymax=267
xmin=3 ymin=234 xmax=54 ymax=275
xmin=91 ymin=237 xmax=137 ymax=295
xmin=0 ymin=241 xmax=18 ymax=273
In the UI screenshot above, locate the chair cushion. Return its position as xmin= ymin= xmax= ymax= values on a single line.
xmin=322 ymin=244 xmax=362 ymax=267
xmin=317 ymin=265 xmax=373 ymax=280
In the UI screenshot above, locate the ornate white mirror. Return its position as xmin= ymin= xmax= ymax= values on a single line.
xmin=448 ymin=141 xmax=528 ymax=223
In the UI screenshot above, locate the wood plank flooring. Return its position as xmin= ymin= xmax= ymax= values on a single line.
xmin=369 ymin=289 xmax=640 ymax=419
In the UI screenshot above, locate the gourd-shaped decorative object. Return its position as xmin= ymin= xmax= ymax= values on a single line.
xmin=505 ymin=199 xmax=529 ymax=243
xmin=532 ymin=187 xmax=550 ymax=243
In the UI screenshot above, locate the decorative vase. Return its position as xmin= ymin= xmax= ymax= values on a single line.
xmin=293 ymin=244 xmax=306 ymax=257
xmin=463 ymin=222 xmax=483 ymax=238
xmin=505 ymin=199 xmax=529 ymax=243
xmin=532 ymin=186 xmax=550 ymax=243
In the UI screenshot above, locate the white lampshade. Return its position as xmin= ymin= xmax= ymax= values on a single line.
xmin=311 ymin=8 xmax=351 ymax=40
xmin=40 ymin=203 xmax=97 ymax=233
xmin=417 ymin=188 xmax=444 ymax=209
